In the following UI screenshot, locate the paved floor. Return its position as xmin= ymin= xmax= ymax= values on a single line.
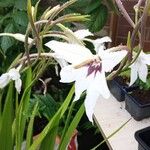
xmin=94 ymin=94 xmax=150 ymax=150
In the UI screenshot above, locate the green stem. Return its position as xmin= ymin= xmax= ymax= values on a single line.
xmin=61 ymin=101 xmax=76 ymax=141
xmin=91 ymin=118 xmax=132 ymax=150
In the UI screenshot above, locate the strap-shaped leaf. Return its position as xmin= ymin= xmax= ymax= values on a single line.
xmin=0 ymin=82 xmax=14 ymax=150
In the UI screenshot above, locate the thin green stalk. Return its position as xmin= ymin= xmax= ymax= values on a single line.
xmin=15 ymin=91 xmax=19 ymax=116
xmin=58 ymin=103 xmax=85 ymax=150
xmin=0 ymin=90 xmax=3 ymax=120
xmin=61 ymin=101 xmax=76 ymax=142
xmin=26 ymin=102 xmax=39 ymax=149
xmin=91 ymin=118 xmax=131 ymax=150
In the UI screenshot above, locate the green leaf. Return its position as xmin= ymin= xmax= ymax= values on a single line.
xmin=58 ymin=103 xmax=85 ymax=150
xmin=88 ymin=4 xmax=108 ymax=32
xmin=86 ymin=0 xmax=102 ymax=14
xmin=1 ymin=23 xmax=15 ymax=52
xmin=0 ymin=12 xmax=12 ymax=29
xmin=15 ymin=67 xmax=33 ymax=150
xmin=0 ymin=82 xmax=14 ymax=150
xmin=26 ymin=102 xmax=39 ymax=149
xmin=0 ymin=0 xmax=15 ymax=7
xmin=105 ymin=0 xmax=119 ymax=14
xmin=40 ymin=118 xmax=60 ymax=150
xmin=13 ymin=11 xmax=28 ymax=27
xmin=30 ymin=94 xmax=59 ymax=120
xmin=14 ymin=0 xmax=27 ymax=10
xmin=29 ymin=85 xmax=75 ymax=150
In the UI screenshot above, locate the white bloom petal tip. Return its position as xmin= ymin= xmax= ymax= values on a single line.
xmin=15 ymin=79 xmax=22 ymax=93
xmin=129 ymin=51 xmax=149 ymax=85
xmin=74 ymin=29 xmax=93 ymax=39
xmin=45 ymin=40 xmax=93 ymax=64
xmin=95 ymin=36 xmax=112 ymax=44
xmin=14 ymin=33 xmax=33 ymax=44
xmin=0 ymin=73 xmax=10 ymax=88
xmin=0 ymin=68 xmax=22 ymax=93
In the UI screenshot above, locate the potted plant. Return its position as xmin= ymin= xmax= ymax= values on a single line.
xmin=135 ymin=126 xmax=150 ymax=150
xmin=108 ymin=75 xmax=130 ymax=102
xmin=125 ymin=77 xmax=150 ymax=121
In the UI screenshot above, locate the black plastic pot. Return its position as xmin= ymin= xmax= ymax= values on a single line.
xmin=108 ymin=79 xmax=126 ymax=102
xmin=125 ymin=93 xmax=150 ymax=121
xmin=108 ymin=79 xmax=135 ymax=102
xmin=135 ymin=126 xmax=150 ymax=150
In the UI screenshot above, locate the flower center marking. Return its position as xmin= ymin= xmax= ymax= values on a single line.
xmin=87 ymin=60 xmax=102 ymax=77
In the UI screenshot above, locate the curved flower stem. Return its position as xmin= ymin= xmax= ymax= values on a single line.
xmin=18 ymin=53 xmax=56 ymax=63
xmin=134 ymin=0 xmax=144 ymax=24
xmin=24 ymin=27 xmax=32 ymax=66
xmin=140 ymin=0 xmax=150 ymax=50
xmin=43 ymin=0 xmax=77 ymax=32
xmin=114 ymin=0 xmax=135 ymax=28
xmin=106 ymin=45 xmax=131 ymax=80
xmin=130 ymin=18 xmax=141 ymax=50
xmin=107 ymin=57 xmax=128 ymax=80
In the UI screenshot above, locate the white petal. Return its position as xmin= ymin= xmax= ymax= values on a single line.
xmin=94 ymin=72 xmax=110 ymax=99
xmin=8 ymin=68 xmax=20 ymax=81
xmin=15 ymin=79 xmax=22 ymax=93
xmin=129 ymin=64 xmax=138 ymax=86
xmin=0 ymin=33 xmax=33 ymax=44
xmin=74 ymin=29 xmax=93 ymax=39
xmin=0 ymin=73 xmax=10 ymax=88
xmin=143 ymin=53 xmax=150 ymax=65
xmin=94 ymin=36 xmax=112 ymax=44
xmin=45 ymin=41 xmax=93 ymax=64
xmin=74 ymin=69 xmax=93 ymax=101
xmin=84 ymin=72 xmax=110 ymax=122
xmin=138 ymin=63 xmax=148 ymax=83
xmin=93 ymin=36 xmax=111 ymax=52
xmin=101 ymin=50 xmax=127 ymax=72
xmin=14 ymin=33 xmax=33 ymax=44
xmin=84 ymin=89 xmax=100 ymax=122
xmin=60 ymin=66 xmax=76 ymax=83
xmin=55 ymin=57 xmax=68 ymax=68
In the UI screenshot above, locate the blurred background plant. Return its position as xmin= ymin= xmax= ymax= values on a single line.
xmin=0 ymin=0 xmax=118 ymax=73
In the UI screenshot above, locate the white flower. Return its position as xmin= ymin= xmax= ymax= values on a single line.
xmin=0 ymin=67 xmax=22 ymax=93
xmin=74 ymin=29 xmax=112 ymax=53
xmin=73 ymin=29 xmax=93 ymax=39
xmin=129 ymin=51 xmax=150 ymax=86
xmin=45 ymin=39 xmax=127 ymax=122
xmin=0 ymin=33 xmax=33 ymax=44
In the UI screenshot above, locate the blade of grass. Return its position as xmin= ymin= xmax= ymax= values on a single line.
xmin=40 ymin=116 xmax=60 ymax=150
xmin=58 ymin=103 xmax=85 ymax=150
xmin=26 ymin=101 xmax=39 ymax=149
xmin=90 ymin=118 xmax=132 ymax=150
xmin=0 ymin=82 xmax=14 ymax=150
xmin=29 ymin=85 xmax=75 ymax=150
xmin=15 ymin=67 xmax=32 ymax=150
xmin=60 ymin=101 xmax=76 ymax=145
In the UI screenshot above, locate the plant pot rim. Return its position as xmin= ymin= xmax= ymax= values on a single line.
xmin=135 ymin=126 xmax=150 ymax=150
xmin=126 ymin=93 xmax=150 ymax=108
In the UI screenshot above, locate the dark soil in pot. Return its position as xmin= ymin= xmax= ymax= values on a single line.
xmin=130 ymin=89 xmax=150 ymax=105
xmin=125 ymin=88 xmax=150 ymax=121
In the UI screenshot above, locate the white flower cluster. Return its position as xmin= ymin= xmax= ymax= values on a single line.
xmin=0 ymin=66 xmax=22 ymax=93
